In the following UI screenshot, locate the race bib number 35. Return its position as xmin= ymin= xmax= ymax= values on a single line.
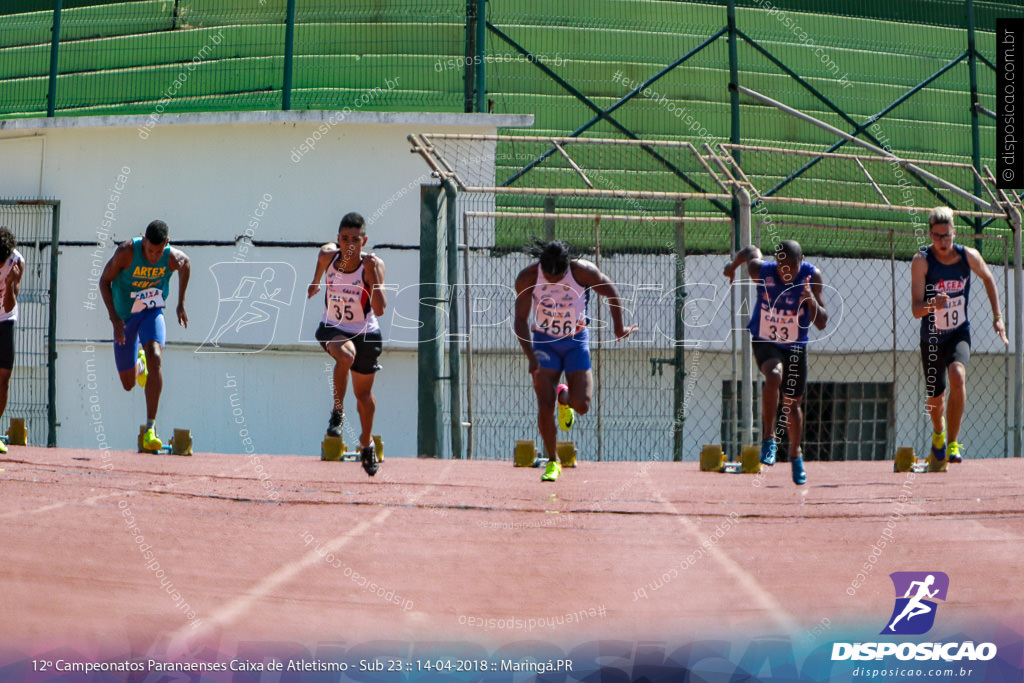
xmin=130 ymin=287 xmax=165 ymax=314
xmin=758 ymin=307 xmax=798 ymax=343
xmin=326 ymin=288 xmax=366 ymax=326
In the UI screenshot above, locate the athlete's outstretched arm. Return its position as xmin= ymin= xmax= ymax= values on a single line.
xmin=573 ymin=261 xmax=638 ymax=341
xmin=306 ymin=244 xmax=336 ymax=299
xmin=799 ymin=269 xmax=829 ymax=330
xmin=966 ymin=247 xmax=1009 ymax=345
xmin=724 ymin=245 xmax=764 ymax=282
xmin=513 ymin=265 xmax=539 ymax=373
xmin=170 ymin=247 xmax=190 ymax=327
xmin=98 ymin=241 xmax=134 ymax=344
xmin=910 ymin=252 xmax=948 ymax=319
xmin=363 ymin=253 xmax=387 ymax=316
xmin=2 ymin=257 xmax=22 ymax=313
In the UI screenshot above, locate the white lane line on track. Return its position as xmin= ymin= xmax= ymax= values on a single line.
xmin=168 ymin=461 xmax=452 ymax=649
xmin=644 ymin=480 xmax=801 ymax=634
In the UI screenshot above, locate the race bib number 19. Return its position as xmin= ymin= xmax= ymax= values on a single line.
xmin=935 ymin=296 xmax=965 ymax=331
xmin=130 ymin=287 xmax=165 ymax=314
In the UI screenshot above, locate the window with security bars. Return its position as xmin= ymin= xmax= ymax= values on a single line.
xmin=722 ymin=381 xmax=893 ymax=461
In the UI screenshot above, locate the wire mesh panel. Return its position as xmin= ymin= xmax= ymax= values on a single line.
xmin=413 ymin=133 xmax=1020 ymax=463
xmin=0 ymin=201 xmax=57 ymax=447
xmin=458 ymin=208 xmax=731 ymax=462
xmin=728 ymin=223 xmax=1012 ymax=462
xmin=0 ymin=0 xmax=465 ymax=117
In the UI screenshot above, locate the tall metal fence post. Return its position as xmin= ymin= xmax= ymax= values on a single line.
xmin=48 ymin=201 xmax=60 ymax=446
xmin=474 ymin=0 xmax=486 ymax=112
xmin=728 ymin=0 xmax=742 ymax=250
xmin=46 ymin=0 xmax=63 ymax=117
xmin=673 ymin=201 xmax=686 ymax=462
xmin=446 ymin=186 xmax=464 ymax=459
xmin=463 ymin=0 xmax=475 ymax=112
xmin=418 ymin=186 xmax=445 ymax=457
xmin=1013 ymin=207 xmax=1023 ymax=458
xmin=738 ymin=188 xmax=754 ymax=449
xmin=966 ymin=0 xmax=984 ymax=243
xmin=282 ymin=0 xmax=297 ymax=111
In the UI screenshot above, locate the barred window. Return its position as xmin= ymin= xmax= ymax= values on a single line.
xmin=722 ymin=381 xmax=893 ymax=461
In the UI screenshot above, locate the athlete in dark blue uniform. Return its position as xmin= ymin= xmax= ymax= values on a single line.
xmin=724 ymin=240 xmax=829 ymax=485
xmin=911 ymin=207 xmax=1007 ymax=466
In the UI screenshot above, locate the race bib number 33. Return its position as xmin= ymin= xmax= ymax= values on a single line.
xmin=759 ymin=307 xmax=798 ymax=343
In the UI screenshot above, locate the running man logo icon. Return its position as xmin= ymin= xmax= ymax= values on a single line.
xmin=881 ymin=571 xmax=949 ymax=635
xmin=198 ymin=262 xmax=296 ymax=353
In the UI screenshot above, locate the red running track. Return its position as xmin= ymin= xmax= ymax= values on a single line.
xmin=1 ymin=446 xmax=1022 ymax=660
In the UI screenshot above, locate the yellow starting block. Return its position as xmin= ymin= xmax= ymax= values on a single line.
xmin=321 ymin=434 xmax=384 ymax=462
xmin=556 ymin=441 xmax=577 ymax=468
xmin=740 ymin=444 xmax=763 ymax=474
xmin=138 ymin=426 xmax=192 ymax=456
xmin=171 ymin=429 xmax=193 ymax=456
xmin=700 ymin=444 xmax=762 ymax=474
xmin=6 ymin=418 xmax=27 ymax=446
xmin=699 ymin=444 xmax=727 ymax=471
xmin=514 ymin=440 xmax=578 ymax=467
xmin=893 ymin=446 xmax=934 ymax=473
xmin=514 ymin=440 xmax=538 ymax=467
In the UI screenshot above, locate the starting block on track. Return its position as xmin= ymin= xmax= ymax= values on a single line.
xmin=6 ymin=418 xmax=27 ymax=446
xmin=514 ymin=440 xmax=577 ymax=467
xmin=893 ymin=446 xmax=942 ymax=473
xmin=138 ymin=426 xmax=193 ymax=456
xmin=514 ymin=440 xmax=538 ymax=467
xmin=556 ymin=441 xmax=577 ymax=468
xmin=700 ymin=444 xmax=762 ymax=474
xmin=699 ymin=444 xmax=726 ymax=471
xmin=321 ymin=434 xmax=384 ymax=462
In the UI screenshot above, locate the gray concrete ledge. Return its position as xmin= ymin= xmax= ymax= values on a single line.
xmin=0 ymin=110 xmax=534 ymax=132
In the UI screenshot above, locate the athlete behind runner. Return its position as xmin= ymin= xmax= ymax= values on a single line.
xmin=513 ymin=240 xmax=637 ymax=482
xmin=0 ymin=226 xmax=25 ymax=453
xmin=724 ymin=240 xmax=828 ymax=486
xmin=307 ymin=212 xmax=386 ymax=477
xmin=911 ymin=206 xmax=1008 ymax=466
xmin=99 ymin=220 xmax=190 ymax=450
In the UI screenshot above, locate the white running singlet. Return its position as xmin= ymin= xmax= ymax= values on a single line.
xmin=321 ymin=253 xmax=380 ymax=335
xmin=531 ymin=264 xmax=589 ymax=338
xmin=0 ymin=249 xmax=25 ymax=323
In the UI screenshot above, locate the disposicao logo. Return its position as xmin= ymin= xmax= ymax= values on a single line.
xmin=831 ymin=571 xmax=998 ymax=662
xmin=882 ymin=571 xmax=948 ymax=635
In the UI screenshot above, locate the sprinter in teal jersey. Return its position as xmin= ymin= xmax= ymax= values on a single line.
xmin=100 ymin=221 xmax=190 ymax=450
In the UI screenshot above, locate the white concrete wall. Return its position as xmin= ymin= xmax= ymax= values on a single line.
xmin=0 ymin=111 xmax=531 ymax=455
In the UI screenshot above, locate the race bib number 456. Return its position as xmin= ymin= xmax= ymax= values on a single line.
xmin=535 ymin=302 xmax=583 ymax=338
xmin=130 ymin=287 xmax=165 ymax=314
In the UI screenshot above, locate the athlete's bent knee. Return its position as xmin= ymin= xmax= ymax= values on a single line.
xmin=571 ymin=397 xmax=590 ymax=415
